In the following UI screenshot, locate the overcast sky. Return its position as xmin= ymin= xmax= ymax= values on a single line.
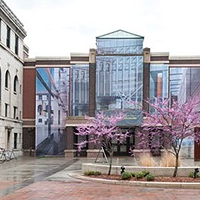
xmin=4 ymin=0 xmax=200 ymax=57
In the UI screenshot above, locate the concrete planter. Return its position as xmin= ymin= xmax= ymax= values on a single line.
xmin=86 ymin=149 xmax=103 ymax=158
xmin=64 ymin=149 xmax=77 ymax=158
xmin=82 ymin=163 xmax=197 ymax=177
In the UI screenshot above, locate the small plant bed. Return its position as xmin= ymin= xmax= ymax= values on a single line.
xmin=84 ymin=171 xmax=200 ymax=182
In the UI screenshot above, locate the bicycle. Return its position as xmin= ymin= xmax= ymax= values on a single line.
xmin=0 ymin=148 xmax=17 ymax=164
xmin=8 ymin=149 xmax=17 ymax=160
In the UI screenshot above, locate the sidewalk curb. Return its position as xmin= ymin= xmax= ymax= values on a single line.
xmin=68 ymin=171 xmax=200 ymax=189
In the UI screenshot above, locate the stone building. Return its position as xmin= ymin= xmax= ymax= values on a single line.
xmin=0 ymin=0 xmax=27 ymax=154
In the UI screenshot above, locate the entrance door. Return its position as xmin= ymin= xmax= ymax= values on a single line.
xmin=7 ymin=130 xmax=11 ymax=149
xmin=73 ymin=127 xmax=88 ymax=157
xmin=114 ymin=128 xmax=135 ymax=156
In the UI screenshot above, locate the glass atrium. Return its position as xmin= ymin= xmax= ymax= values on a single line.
xmin=96 ymin=30 xmax=144 ymax=125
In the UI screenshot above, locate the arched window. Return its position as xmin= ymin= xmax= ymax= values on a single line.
xmin=38 ymin=105 xmax=42 ymax=115
xmin=5 ymin=70 xmax=10 ymax=89
xmin=14 ymin=75 xmax=19 ymax=93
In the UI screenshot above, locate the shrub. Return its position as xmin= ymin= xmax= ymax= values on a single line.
xmin=84 ymin=171 xmax=101 ymax=176
xmin=146 ymin=174 xmax=155 ymax=181
xmin=131 ymin=171 xmax=149 ymax=178
xmin=141 ymin=170 xmax=150 ymax=177
xmin=135 ymin=172 xmax=144 ymax=179
xmin=160 ymin=150 xmax=181 ymax=167
xmin=121 ymin=172 xmax=132 ymax=180
xmin=130 ymin=172 xmax=136 ymax=177
xmin=94 ymin=171 xmax=101 ymax=175
xmin=139 ymin=153 xmax=156 ymax=167
xmin=189 ymin=171 xmax=199 ymax=178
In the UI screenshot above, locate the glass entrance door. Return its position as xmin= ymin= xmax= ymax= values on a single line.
xmin=113 ymin=128 xmax=135 ymax=156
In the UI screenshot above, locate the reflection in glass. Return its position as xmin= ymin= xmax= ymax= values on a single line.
xmin=71 ymin=64 xmax=89 ymax=116
xmin=96 ymin=32 xmax=143 ymax=126
xmin=36 ymin=68 xmax=69 ymax=155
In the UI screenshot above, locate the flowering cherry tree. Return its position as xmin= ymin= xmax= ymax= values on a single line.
xmin=75 ymin=111 xmax=129 ymax=175
xmin=137 ymin=97 xmax=200 ymax=177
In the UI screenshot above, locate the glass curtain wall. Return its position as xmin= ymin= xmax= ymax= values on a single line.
xmin=149 ymin=64 xmax=168 ymax=112
xmin=71 ymin=64 xmax=89 ymax=116
xmin=36 ymin=68 xmax=69 ymax=155
xmin=169 ymin=67 xmax=200 ymax=158
xmin=150 ymin=64 xmax=168 ymax=99
xmin=169 ymin=68 xmax=184 ymax=104
xmin=170 ymin=67 xmax=200 ymax=104
xmin=96 ymin=30 xmax=143 ymax=126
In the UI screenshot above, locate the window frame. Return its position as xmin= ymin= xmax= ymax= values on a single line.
xmin=6 ymin=26 xmax=11 ymax=48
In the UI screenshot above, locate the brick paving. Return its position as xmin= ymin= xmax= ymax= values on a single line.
xmin=1 ymin=180 xmax=200 ymax=200
xmin=0 ymin=180 xmax=16 ymax=191
xmin=0 ymin=157 xmax=200 ymax=199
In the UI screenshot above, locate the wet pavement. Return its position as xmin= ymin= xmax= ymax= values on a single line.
xmin=0 ymin=156 xmax=200 ymax=199
xmin=0 ymin=156 xmax=77 ymax=198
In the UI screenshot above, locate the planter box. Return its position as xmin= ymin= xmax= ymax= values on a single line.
xmin=82 ymin=163 xmax=197 ymax=177
xmin=86 ymin=149 xmax=103 ymax=158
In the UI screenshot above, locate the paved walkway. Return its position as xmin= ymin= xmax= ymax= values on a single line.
xmin=0 ymin=156 xmax=200 ymax=199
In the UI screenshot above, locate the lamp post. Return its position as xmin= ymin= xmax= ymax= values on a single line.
xmin=121 ymin=166 xmax=125 ymax=174
xmin=194 ymin=168 xmax=199 ymax=178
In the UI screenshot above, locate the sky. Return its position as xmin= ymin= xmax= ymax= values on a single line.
xmin=4 ymin=0 xmax=200 ymax=58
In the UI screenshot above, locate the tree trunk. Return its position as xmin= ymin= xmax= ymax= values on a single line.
xmin=173 ymin=154 xmax=179 ymax=177
xmin=108 ymin=151 xmax=113 ymax=175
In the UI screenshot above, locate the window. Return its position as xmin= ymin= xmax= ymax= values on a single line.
xmin=5 ymin=70 xmax=9 ymax=89
xmin=5 ymin=103 xmax=9 ymax=117
xmin=13 ymin=106 xmax=18 ymax=119
xmin=58 ymin=110 xmax=60 ymax=125
xmin=6 ymin=26 xmax=11 ymax=48
xmin=81 ymin=71 xmax=85 ymax=80
xmin=38 ymin=105 xmax=42 ymax=115
xmin=75 ymin=70 xmax=79 ymax=80
xmin=14 ymin=75 xmax=18 ymax=93
xmin=14 ymin=133 xmax=17 ymax=149
xmin=19 ymin=133 xmax=21 ymax=145
xmin=0 ymin=18 xmax=1 ymax=41
xmin=15 ymin=34 xmax=19 ymax=55
xmin=19 ymin=111 xmax=21 ymax=120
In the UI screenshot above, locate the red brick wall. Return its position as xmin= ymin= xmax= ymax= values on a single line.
xmin=23 ymin=68 xmax=36 ymax=119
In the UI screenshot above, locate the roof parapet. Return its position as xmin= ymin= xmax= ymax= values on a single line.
xmin=0 ymin=0 xmax=26 ymax=37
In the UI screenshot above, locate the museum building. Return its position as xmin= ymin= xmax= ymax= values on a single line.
xmin=1 ymin=0 xmax=200 ymax=159
xmin=23 ymin=30 xmax=200 ymax=159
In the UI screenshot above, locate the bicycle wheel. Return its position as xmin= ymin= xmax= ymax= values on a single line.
xmin=5 ymin=150 xmax=11 ymax=161
xmin=0 ymin=153 xmax=6 ymax=164
xmin=10 ymin=150 xmax=17 ymax=160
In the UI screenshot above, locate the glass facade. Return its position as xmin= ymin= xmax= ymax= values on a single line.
xmin=71 ymin=64 xmax=89 ymax=116
xmin=36 ymin=68 xmax=69 ymax=155
xmin=169 ymin=68 xmax=184 ymax=103
xmin=168 ymin=67 xmax=200 ymax=158
xmin=96 ymin=30 xmax=143 ymax=125
xmin=150 ymin=66 xmax=200 ymax=105
xmin=150 ymin=64 xmax=168 ymax=100
xmin=97 ymin=38 xmax=143 ymax=54
xmin=149 ymin=63 xmax=168 ymax=112
xmin=169 ymin=67 xmax=200 ymax=104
